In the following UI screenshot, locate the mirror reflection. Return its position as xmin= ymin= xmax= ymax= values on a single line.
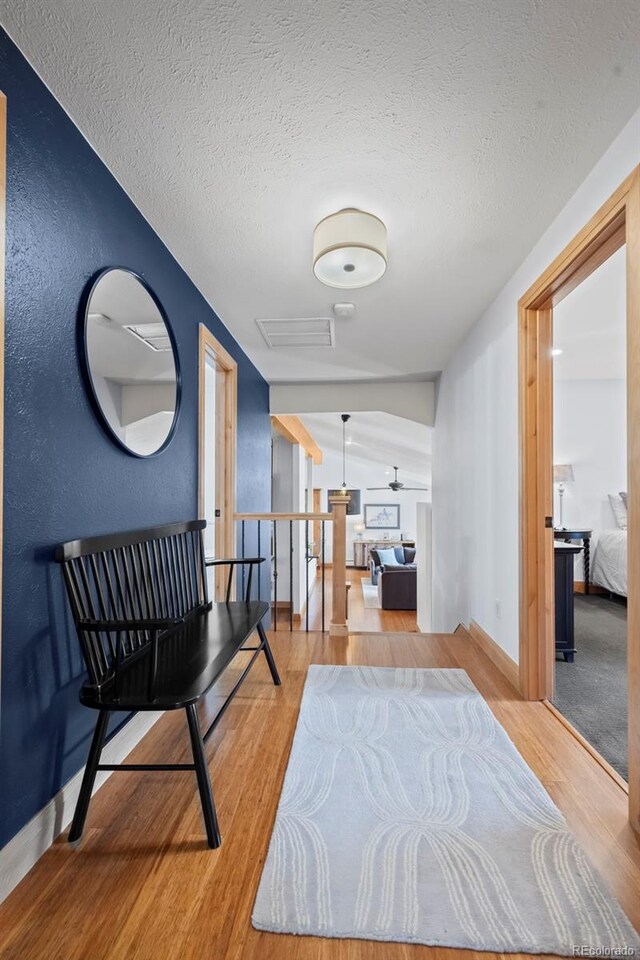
xmin=83 ymin=269 xmax=179 ymax=456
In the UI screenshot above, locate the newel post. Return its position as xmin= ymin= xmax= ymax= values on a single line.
xmin=329 ymin=495 xmax=349 ymax=636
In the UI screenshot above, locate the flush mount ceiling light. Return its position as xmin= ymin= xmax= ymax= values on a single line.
xmin=313 ymin=209 xmax=387 ymax=289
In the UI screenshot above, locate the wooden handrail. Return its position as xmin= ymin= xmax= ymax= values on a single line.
xmin=233 ymin=506 xmax=348 ymax=636
xmin=234 ymin=512 xmax=332 ymax=521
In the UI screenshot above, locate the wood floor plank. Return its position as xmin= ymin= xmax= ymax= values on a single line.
xmin=0 ymin=629 xmax=638 ymax=960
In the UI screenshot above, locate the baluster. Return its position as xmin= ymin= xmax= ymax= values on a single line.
xmin=273 ymin=520 xmax=278 ymax=632
xmin=289 ymin=520 xmax=293 ymax=632
xmin=305 ymin=519 xmax=309 ymax=633
xmin=241 ymin=520 xmax=246 ymax=602
xmin=246 ymin=558 xmax=254 ymax=602
xmin=257 ymin=520 xmax=261 ymax=601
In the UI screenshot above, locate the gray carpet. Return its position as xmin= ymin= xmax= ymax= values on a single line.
xmin=554 ymin=594 xmax=627 ymax=780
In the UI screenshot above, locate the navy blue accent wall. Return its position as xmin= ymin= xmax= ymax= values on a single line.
xmin=0 ymin=30 xmax=271 ymax=848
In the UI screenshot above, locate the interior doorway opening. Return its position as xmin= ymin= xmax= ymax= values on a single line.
xmin=550 ymin=245 xmax=628 ymax=782
xmin=518 ymin=166 xmax=640 ymax=829
xmin=198 ymin=325 xmax=237 ymax=600
xmin=273 ymin=411 xmax=432 ymax=634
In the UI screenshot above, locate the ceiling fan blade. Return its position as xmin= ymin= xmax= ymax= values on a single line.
xmin=366 ymin=487 xmax=390 ymax=490
xmin=401 ymin=487 xmax=429 ymax=491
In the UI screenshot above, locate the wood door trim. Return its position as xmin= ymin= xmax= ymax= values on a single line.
xmin=198 ymin=325 xmax=237 ymax=588
xmin=518 ymin=164 xmax=640 ymax=830
xmin=543 ymin=700 xmax=628 ymax=795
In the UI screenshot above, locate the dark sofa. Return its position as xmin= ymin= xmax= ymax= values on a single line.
xmin=369 ymin=546 xmax=417 ymax=610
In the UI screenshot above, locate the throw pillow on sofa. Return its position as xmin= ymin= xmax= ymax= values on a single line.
xmin=376 ymin=547 xmax=400 ymax=566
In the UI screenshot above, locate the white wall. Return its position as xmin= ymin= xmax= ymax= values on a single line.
xmin=416 ymin=502 xmax=433 ymax=632
xmin=271 ymin=381 xmax=435 ymax=426
xmin=554 ymin=379 xmax=627 ymax=566
xmin=314 ymin=449 xmax=430 ymax=563
xmin=432 ymin=106 xmax=640 ymax=659
xmin=271 ymin=435 xmax=314 ymax=613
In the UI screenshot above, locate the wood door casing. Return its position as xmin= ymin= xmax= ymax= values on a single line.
xmin=198 ymin=325 xmax=237 ymax=599
xmin=518 ymin=165 xmax=640 ymax=831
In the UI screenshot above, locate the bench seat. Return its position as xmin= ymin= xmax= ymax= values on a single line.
xmin=80 ymin=600 xmax=270 ymax=710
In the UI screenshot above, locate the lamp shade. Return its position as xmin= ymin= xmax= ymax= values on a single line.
xmin=353 ymin=521 xmax=366 ymax=535
xmin=313 ymin=209 xmax=387 ymax=289
xmin=553 ymin=464 xmax=574 ymax=483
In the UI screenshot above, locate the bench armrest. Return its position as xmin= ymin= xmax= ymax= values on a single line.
xmin=204 ymin=557 xmax=265 ymax=566
xmin=204 ymin=556 xmax=265 ymax=602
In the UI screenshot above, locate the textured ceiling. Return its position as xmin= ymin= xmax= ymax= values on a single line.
xmin=4 ymin=1 xmax=640 ymax=382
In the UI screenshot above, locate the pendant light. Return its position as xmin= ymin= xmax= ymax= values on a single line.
xmin=327 ymin=414 xmax=361 ymax=516
xmin=313 ymin=209 xmax=387 ymax=289
xmin=341 ymin=413 xmax=351 ymax=493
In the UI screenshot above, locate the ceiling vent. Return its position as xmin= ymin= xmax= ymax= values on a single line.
xmin=124 ymin=323 xmax=173 ymax=352
xmin=256 ymin=317 xmax=335 ymax=349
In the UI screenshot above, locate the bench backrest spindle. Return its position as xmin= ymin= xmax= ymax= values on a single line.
xmin=56 ymin=520 xmax=209 ymax=688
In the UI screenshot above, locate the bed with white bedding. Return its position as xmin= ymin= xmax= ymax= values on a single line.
xmin=592 ymin=529 xmax=627 ymax=597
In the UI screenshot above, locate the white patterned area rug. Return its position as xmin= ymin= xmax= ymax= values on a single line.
xmin=360 ymin=579 xmax=381 ymax=608
xmin=252 ymin=665 xmax=639 ymax=954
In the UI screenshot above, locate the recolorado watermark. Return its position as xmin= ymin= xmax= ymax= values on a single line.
xmin=573 ymin=948 xmax=635 ymax=957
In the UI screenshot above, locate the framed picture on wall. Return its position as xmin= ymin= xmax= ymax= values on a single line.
xmin=364 ymin=503 xmax=400 ymax=529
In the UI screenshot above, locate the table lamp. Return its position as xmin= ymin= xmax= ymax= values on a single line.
xmin=553 ymin=464 xmax=574 ymax=529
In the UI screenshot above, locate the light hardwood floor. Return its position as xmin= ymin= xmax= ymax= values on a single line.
xmin=280 ymin=567 xmax=418 ymax=633
xmin=0 ymin=628 xmax=639 ymax=960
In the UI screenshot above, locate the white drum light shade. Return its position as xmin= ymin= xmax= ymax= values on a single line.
xmin=313 ymin=209 xmax=387 ymax=289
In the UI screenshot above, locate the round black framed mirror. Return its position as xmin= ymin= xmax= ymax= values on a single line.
xmin=80 ymin=268 xmax=181 ymax=457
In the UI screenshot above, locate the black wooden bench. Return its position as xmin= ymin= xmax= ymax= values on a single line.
xmin=56 ymin=519 xmax=280 ymax=849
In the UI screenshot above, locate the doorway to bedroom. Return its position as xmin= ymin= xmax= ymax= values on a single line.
xmin=550 ymin=246 xmax=628 ymax=782
xmin=518 ymin=167 xmax=640 ymax=830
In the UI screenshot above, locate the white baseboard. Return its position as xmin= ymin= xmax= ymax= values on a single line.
xmin=0 ymin=709 xmax=162 ymax=904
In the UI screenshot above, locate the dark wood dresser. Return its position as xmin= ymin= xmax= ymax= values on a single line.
xmin=554 ymin=542 xmax=582 ymax=662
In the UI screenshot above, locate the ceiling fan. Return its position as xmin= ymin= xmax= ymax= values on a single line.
xmin=367 ymin=466 xmax=429 ymax=493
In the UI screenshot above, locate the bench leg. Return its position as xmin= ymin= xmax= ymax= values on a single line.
xmin=257 ymin=621 xmax=281 ymax=686
xmin=69 ymin=708 xmax=110 ymax=843
xmin=185 ymin=704 xmax=221 ymax=849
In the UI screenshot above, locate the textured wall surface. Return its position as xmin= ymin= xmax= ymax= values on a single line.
xmin=2 ymin=2 xmax=640 ymax=382
xmin=0 ymin=30 xmax=271 ymax=848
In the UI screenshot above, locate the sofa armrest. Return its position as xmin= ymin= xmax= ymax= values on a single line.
xmin=378 ymin=566 xmax=417 ymax=610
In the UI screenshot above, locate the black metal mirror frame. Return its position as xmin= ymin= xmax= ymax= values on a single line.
xmin=78 ymin=267 xmax=182 ymax=459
